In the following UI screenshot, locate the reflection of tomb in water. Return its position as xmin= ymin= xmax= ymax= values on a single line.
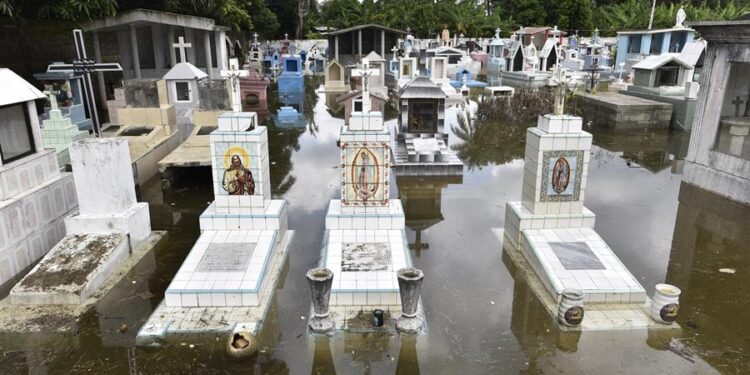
xmin=665 ymin=182 xmax=750 ymax=368
xmin=325 ymin=92 xmax=345 ymax=118
xmin=273 ymin=91 xmax=307 ymax=129
xmin=587 ymin=127 xmax=690 ymax=174
xmin=504 ymin=251 xmax=582 ymax=364
xmin=342 ymin=331 xmax=393 ymax=371
xmin=394 ymin=335 xmax=420 ymax=375
xmin=397 ymin=175 xmax=463 ymax=256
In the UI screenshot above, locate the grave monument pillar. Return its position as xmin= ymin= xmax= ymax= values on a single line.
xmin=168 ymin=26 xmax=177 ymax=67
xmin=129 ymin=25 xmax=142 ymax=79
xmin=204 ymin=31 xmax=214 ymax=77
xmin=65 ymin=139 xmax=151 ymax=246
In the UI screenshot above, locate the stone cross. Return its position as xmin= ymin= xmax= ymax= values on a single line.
xmin=173 ymin=36 xmax=192 ymax=63
xmin=732 ymin=96 xmax=744 ymax=117
xmin=495 ymin=28 xmax=501 ymax=39
xmin=284 ymin=33 xmax=289 ymax=41
xmin=391 ymin=45 xmax=399 ymax=60
xmin=550 ymin=65 xmax=569 ymax=116
xmin=221 ymin=58 xmax=249 ymax=112
xmin=253 ymin=32 xmax=259 ymax=45
xmin=43 ymin=90 xmax=60 ymax=110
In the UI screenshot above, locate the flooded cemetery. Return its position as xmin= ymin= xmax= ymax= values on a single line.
xmin=0 ymin=5 xmax=749 ymax=375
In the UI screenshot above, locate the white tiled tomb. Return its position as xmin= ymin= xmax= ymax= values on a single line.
xmin=504 ymin=113 xmax=647 ymax=307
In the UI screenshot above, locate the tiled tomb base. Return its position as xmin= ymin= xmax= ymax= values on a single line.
xmin=392 ymin=135 xmax=463 ymax=176
xmin=314 ymin=199 xmax=426 ymax=332
xmin=163 ymin=230 xmax=279 ymax=307
xmin=496 ymin=229 xmax=680 ymax=331
xmin=499 ymin=228 xmax=679 ymax=332
xmin=136 ymin=229 xmax=293 ymax=345
xmin=9 ymin=232 xmax=165 ymax=305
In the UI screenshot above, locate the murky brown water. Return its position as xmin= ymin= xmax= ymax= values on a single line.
xmin=0 ymin=82 xmax=748 ymax=374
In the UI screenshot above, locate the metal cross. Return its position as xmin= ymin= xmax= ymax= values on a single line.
xmin=46 ymin=29 xmax=122 ymax=136
xmin=732 ymin=95 xmax=744 ymax=117
xmin=173 ymin=36 xmax=192 ymax=63
xmin=221 ymin=58 xmax=249 ymax=112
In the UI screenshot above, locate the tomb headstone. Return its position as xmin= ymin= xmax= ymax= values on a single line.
xmin=324 ymin=60 xmax=347 ymax=92
xmin=278 ymin=55 xmax=304 ymax=93
xmin=40 ymin=90 xmax=90 ymax=166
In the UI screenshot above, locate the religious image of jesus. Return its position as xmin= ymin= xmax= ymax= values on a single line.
xmin=222 ymin=155 xmax=255 ymax=195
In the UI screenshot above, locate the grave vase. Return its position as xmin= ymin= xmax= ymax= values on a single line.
xmin=307 ymin=268 xmax=335 ymax=333
xmin=650 ymin=283 xmax=681 ymax=325
xmin=557 ymin=288 xmax=585 ymax=327
xmin=396 ymin=268 xmax=424 ymax=334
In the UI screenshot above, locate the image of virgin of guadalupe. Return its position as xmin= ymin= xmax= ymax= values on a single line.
xmin=222 ymin=155 xmax=255 ymax=195
xmin=551 ymin=157 xmax=570 ymax=194
xmin=356 ymin=151 xmax=377 ymax=201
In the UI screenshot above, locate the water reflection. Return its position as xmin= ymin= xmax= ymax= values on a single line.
xmin=394 ymin=335 xmax=420 ymax=375
xmin=311 ymin=336 xmax=336 ymax=375
xmin=665 ymin=182 xmax=750 ymax=371
xmin=397 ymin=175 xmax=463 ymax=257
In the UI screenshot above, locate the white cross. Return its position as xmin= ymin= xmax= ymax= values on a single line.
xmin=253 ymin=32 xmax=259 ymax=45
xmin=549 ymin=65 xmax=569 ymax=115
xmin=284 ymin=33 xmax=289 ymax=40
xmin=351 ymin=58 xmax=380 ymax=112
xmin=173 ymin=36 xmax=192 ymax=63
xmin=221 ymin=58 xmax=249 ymax=112
xmin=391 ymin=45 xmax=399 ymax=60
xmin=495 ymin=28 xmax=501 ymax=39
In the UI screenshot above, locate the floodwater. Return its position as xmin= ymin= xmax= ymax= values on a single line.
xmin=1 ymin=79 xmax=748 ymax=374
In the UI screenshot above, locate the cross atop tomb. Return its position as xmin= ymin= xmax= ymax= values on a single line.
xmin=46 ymin=29 xmax=122 ymax=137
xmin=253 ymin=32 xmax=259 ymax=46
xmin=495 ymin=28 xmax=501 ymax=39
xmin=173 ymin=36 xmax=192 ymax=63
xmin=550 ymin=65 xmax=569 ymax=115
xmin=221 ymin=58 xmax=250 ymax=112
xmin=43 ymin=90 xmax=60 ymax=110
xmin=351 ymin=58 xmax=380 ymax=112
xmin=391 ymin=45 xmax=399 ymax=60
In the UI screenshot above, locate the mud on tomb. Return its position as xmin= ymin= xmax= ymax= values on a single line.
xmin=18 ymin=233 xmax=125 ymax=291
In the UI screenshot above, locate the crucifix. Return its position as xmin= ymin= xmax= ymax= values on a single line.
xmin=221 ymin=58 xmax=249 ymax=113
xmin=351 ymin=58 xmax=379 ymax=113
xmin=173 ymin=36 xmax=192 ymax=63
xmin=550 ymin=65 xmax=569 ymax=115
xmin=46 ymin=29 xmax=122 ymax=137
xmin=732 ymin=96 xmax=744 ymax=117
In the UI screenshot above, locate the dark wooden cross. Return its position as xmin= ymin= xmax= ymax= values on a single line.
xmin=46 ymin=29 xmax=122 ymax=136
xmin=732 ymin=95 xmax=744 ymax=117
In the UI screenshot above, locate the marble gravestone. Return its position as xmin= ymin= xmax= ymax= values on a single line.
xmin=139 ymin=107 xmax=292 ymax=344
xmin=278 ymin=55 xmax=304 ymax=93
xmin=503 ymin=81 xmax=648 ymax=309
xmin=40 ymin=90 xmax=90 ymax=167
xmin=316 ymin=70 xmax=415 ymax=330
xmin=0 ymin=69 xmax=78 ymax=287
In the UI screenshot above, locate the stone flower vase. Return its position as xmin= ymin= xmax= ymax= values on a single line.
xmin=650 ymin=283 xmax=681 ymax=324
xmin=396 ymin=267 xmax=424 ymax=334
xmin=307 ymin=268 xmax=335 ymax=333
xmin=557 ymin=288 xmax=585 ymax=327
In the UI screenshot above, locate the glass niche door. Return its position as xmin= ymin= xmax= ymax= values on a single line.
xmin=407 ymin=100 xmax=438 ymax=133
xmin=714 ymin=62 xmax=750 ymax=160
xmin=0 ymin=103 xmax=35 ymax=164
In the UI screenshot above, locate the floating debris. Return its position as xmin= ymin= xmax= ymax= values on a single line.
xmin=719 ymin=268 xmax=736 ymax=274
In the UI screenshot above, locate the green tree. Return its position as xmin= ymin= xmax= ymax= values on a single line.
xmin=557 ymin=0 xmax=593 ymax=33
xmin=510 ymin=0 xmax=547 ymax=27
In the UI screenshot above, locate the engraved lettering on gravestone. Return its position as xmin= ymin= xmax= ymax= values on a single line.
xmin=197 ymin=243 xmax=256 ymax=271
xmin=341 ymin=243 xmax=392 ymax=272
xmin=549 ymin=242 xmax=605 ymax=270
